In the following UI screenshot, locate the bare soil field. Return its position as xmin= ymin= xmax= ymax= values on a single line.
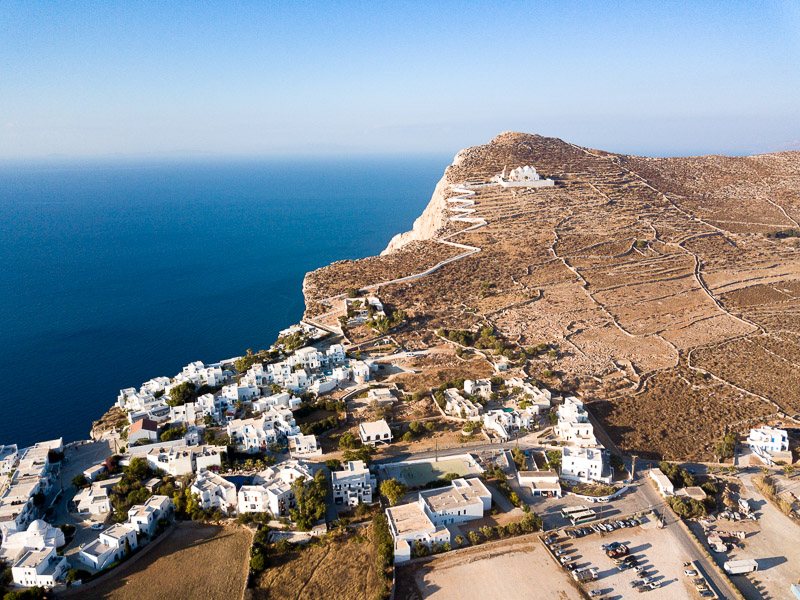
xmin=304 ymin=132 xmax=800 ymax=459
xmin=394 ymin=537 xmax=580 ymax=600
xmin=248 ymin=527 xmax=382 ymax=600
xmin=593 ymin=367 xmax=773 ymax=460
xmin=69 ymin=523 xmax=252 ymax=600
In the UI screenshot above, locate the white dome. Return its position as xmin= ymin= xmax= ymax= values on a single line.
xmin=27 ymin=519 xmax=48 ymax=533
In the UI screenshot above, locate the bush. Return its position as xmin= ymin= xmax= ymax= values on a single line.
xmin=424 ymin=421 xmax=436 ymax=432
xmin=66 ymin=568 xmax=90 ymax=583
xmin=71 ymin=474 xmax=89 ymax=489
xmin=408 ymin=421 xmax=424 ymax=435
xmin=249 ymin=552 xmax=268 ymax=573
xmin=715 ymin=432 xmax=737 ymax=459
xmin=338 ymin=432 xmax=361 ymax=450
xmin=325 ymin=459 xmax=342 ymax=471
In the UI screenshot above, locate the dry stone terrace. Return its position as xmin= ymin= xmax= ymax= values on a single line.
xmin=305 ymin=132 xmax=800 ymax=460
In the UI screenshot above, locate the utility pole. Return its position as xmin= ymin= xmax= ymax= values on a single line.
xmin=435 ymin=440 xmax=439 ymax=463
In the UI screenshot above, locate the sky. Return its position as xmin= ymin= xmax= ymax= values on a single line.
xmin=2 ymin=0 xmax=800 ymax=159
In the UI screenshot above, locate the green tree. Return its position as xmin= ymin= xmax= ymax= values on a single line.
xmin=325 ymin=459 xmax=342 ymax=471
xmin=123 ymin=457 xmax=149 ymax=481
xmin=715 ymin=432 xmax=737 ymax=459
xmin=379 ymin=478 xmax=408 ymax=506
xmin=290 ymin=471 xmax=328 ymax=531
xmin=166 ymin=381 xmax=197 ymax=407
xmin=512 ymin=447 xmax=526 ymax=470
xmin=343 ymin=446 xmax=373 ymax=465
xmin=71 ymin=474 xmax=89 ymax=489
xmin=408 ymin=421 xmax=424 ymax=435
xmin=546 ymin=450 xmax=562 ymax=471
xmin=468 ymin=530 xmax=481 ymax=545
xmin=338 ymin=432 xmax=361 ymax=450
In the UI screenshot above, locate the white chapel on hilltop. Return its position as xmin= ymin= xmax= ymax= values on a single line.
xmin=493 ymin=165 xmax=554 ymax=188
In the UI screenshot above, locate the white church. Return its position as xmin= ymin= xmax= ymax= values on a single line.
xmin=493 ymin=165 xmax=554 ymax=188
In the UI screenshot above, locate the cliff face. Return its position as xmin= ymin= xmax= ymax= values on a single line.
xmin=381 ymin=174 xmax=449 ymax=254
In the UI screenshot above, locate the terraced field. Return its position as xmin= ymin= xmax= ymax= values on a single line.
xmin=305 ymin=132 xmax=800 ymax=460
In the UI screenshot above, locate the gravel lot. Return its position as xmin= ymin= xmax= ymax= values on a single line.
xmin=401 ymin=537 xmax=581 ymax=600
xmin=696 ymin=471 xmax=800 ymax=600
xmin=563 ymin=519 xmax=705 ymax=600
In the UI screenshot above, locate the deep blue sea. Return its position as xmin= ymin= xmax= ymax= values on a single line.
xmin=0 ymin=155 xmax=448 ymax=447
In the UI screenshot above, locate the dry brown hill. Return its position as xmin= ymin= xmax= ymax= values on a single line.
xmin=304 ymin=132 xmax=800 ymax=460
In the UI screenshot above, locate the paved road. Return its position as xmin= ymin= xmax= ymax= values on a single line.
xmin=636 ymin=476 xmax=739 ymax=600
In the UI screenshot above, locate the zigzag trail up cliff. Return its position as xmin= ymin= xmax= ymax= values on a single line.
xmin=303 ymin=180 xmax=491 ymax=330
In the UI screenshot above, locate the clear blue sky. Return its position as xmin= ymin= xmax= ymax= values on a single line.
xmin=2 ymin=1 xmax=799 ymax=158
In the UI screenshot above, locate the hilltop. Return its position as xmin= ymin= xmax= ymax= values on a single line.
xmin=303 ymin=132 xmax=800 ymax=460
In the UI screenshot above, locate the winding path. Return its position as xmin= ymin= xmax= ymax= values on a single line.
xmin=304 ymin=182 xmax=492 ymax=333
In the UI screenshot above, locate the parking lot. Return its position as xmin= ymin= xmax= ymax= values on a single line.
xmin=549 ymin=517 xmax=711 ymax=600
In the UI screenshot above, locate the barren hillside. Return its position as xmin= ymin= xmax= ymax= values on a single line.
xmin=304 ymin=132 xmax=800 ymax=460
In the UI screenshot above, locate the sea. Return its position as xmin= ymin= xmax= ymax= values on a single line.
xmin=0 ymin=154 xmax=449 ymax=448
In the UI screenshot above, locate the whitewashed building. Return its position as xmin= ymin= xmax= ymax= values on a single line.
xmin=287 ymin=433 xmax=322 ymax=457
xmin=359 ymin=420 xmax=393 ymax=446
xmin=227 ymin=408 xmax=300 ymax=454
xmin=237 ymin=461 xmax=313 ymax=517
xmin=386 ymin=478 xmax=492 ymax=563
xmin=747 ymin=426 xmax=788 ymax=454
xmin=191 ymin=470 xmax=237 ymax=514
xmin=649 ymin=468 xmax=675 ymax=497
xmin=79 ymin=523 xmax=138 ymax=570
xmin=555 ymin=397 xmax=597 ymax=446
xmin=332 ymin=460 xmax=377 ymax=506
xmin=443 ymin=389 xmax=482 ymax=420
xmin=561 ymin=446 xmax=612 ymax=484
xmin=464 ymin=379 xmax=492 ymax=400
xmin=127 ymin=495 xmax=172 ymax=537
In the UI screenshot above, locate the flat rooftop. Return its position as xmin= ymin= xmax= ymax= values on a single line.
xmin=420 ymin=478 xmax=490 ymax=513
xmin=386 ymin=501 xmax=434 ymax=536
xmin=14 ymin=548 xmax=50 ymax=568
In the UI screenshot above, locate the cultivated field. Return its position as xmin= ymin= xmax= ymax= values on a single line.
xmin=394 ymin=536 xmax=580 ymax=600
xmin=248 ymin=527 xmax=383 ymax=600
xmin=70 ymin=523 xmax=252 ymax=600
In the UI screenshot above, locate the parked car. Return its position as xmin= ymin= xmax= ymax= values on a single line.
xmin=630 ymin=580 xmax=643 ymax=588
xmin=647 ymin=581 xmax=661 ymax=590
xmin=635 ymin=566 xmax=646 ymax=573
xmin=699 ymin=591 xmax=715 ymax=598
xmin=642 ymin=576 xmax=655 ymax=584
xmin=684 ymin=569 xmax=698 ymax=576
xmin=589 ymin=592 xmax=603 ymax=598
xmin=91 ymin=523 xmax=104 ymax=530
xmin=618 ymin=562 xmax=632 ymax=571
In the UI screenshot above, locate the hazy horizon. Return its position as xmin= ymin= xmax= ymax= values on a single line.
xmin=3 ymin=1 xmax=800 ymax=159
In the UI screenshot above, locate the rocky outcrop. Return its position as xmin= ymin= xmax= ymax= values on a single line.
xmin=382 ymin=172 xmax=451 ymax=254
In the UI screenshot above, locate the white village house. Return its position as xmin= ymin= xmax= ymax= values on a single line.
xmin=561 ymin=446 xmax=612 ymax=484
xmin=237 ymin=460 xmax=313 ymax=517
xmin=191 ymin=470 xmax=238 ymax=514
xmin=79 ymin=523 xmax=139 ymax=570
xmin=359 ymin=419 xmax=393 ymax=446
xmin=1 ymin=520 xmax=68 ymax=589
xmin=746 ymin=426 xmax=791 ymax=465
xmin=386 ymin=478 xmax=492 ymax=563
xmin=443 ymin=389 xmax=481 ymax=420
xmin=331 ymin=460 xmax=377 ymax=506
